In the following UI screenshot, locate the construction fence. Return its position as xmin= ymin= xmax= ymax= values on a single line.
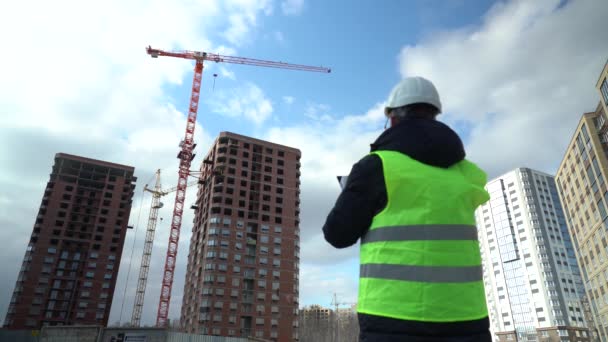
xmin=0 ymin=326 xmax=252 ymax=342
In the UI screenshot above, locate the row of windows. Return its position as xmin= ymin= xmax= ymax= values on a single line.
xmin=60 ymin=192 xmax=132 ymax=202
xmin=214 ymin=165 xmax=290 ymax=186
xmin=206 ymin=247 xmax=281 ymax=259
xmin=208 ymin=227 xmax=283 ymax=237
xmin=215 ymin=198 xmax=287 ymax=212
xmin=42 ymin=252 xmax=115 ymax=263
xmin=64 ymin=183 xmax=132 ymax=194
xmin=214 ymin=176 xmax=291 ymax=189
xmin=201 ymin=287 xmax=282 ymax=298
xmin=223 ymin=164 xmax=287 ymax=176
xmin=196 ymin=221 xmax=299 ymax=245
xmin=216 ymin=150 xmax=291 ymax=168
xmin=209 ymin=218 xmax=284 ymax=232
xmin=207 ymin=207 xmax=291 ymax=224
xmin=200 ymin=275 xmax=299 ymax=290
xmin=200 ymin=300 xmax=282 ymax=311
xmin=217 ymin=137 xmax=288 ymax=156
xmin=48 ymin=216 xmax=125 ymax=227
xmin=207 ymin=238 xmax=282 ymax=248
xmin=203 ymin=263 xmax=283 ymax=274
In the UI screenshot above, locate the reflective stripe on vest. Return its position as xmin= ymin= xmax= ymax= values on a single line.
xmin=357 ymin=150 xmax=490 ymax=323
xmin=360 ymin=263 xmax=483 ymax=283
xmin=361 ymin=224 xmax=479 ymax=243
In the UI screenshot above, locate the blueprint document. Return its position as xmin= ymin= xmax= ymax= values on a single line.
xmin=337 ymin=176 xmax=348 ymax=189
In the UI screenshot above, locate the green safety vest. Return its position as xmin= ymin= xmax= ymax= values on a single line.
xmin=358 ymin=150 xmax=490 ymax=322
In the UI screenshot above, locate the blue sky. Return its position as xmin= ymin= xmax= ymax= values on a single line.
xmin=169 ymin=0 xmax=496 ymax=141
xmin=1 ymin=0 xmax=607 ymax=327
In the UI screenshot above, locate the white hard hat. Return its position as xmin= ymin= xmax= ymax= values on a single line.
xmin=385 ymin=77 xmax=442 ymax=115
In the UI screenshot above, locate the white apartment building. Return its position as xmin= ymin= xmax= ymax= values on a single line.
xmin=476 ymin=168 xmax=589 ymax=341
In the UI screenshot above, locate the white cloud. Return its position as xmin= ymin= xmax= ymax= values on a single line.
xmin=219 ymin=66 xmax=236 ymax=80
xmin=281 ymin=0 xmax=305 ymax=16
xmin=299 ymin=264 xmax=358 ymax=307
xmin=209 ymin=82 xmax=274 ymax=124
xmin=304 ymin=102 xmax=333 ymax=121
xmin=223 ymin=0 xmax=274 ymax=45
xmin=224 ymin=14 xmax=251 ymax=46
xmin=274 ymin=30 xmax=286 ymax=43
xmin=283 ymin=95 xmax=295 ymax=105
xmin=399 ymin=0 xmax=608 ymax=177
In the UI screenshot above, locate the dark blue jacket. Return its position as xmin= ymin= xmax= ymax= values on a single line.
xmin=322 ymin=118 xmax=492 ymax=342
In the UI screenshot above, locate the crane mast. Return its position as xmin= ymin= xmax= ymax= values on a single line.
xmin=129 ymin=170 xmax=199 ymax=326
xmin=131 ymin=170 xmax=163 ymax=326
xmin=154 ymin=60 xmax=201 ymax=328
xmin=147 ymin=46 xmax=330 ymax=327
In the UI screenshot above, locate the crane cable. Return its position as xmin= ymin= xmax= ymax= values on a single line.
xmin=117 ymin=173 xmax=153 ymax=325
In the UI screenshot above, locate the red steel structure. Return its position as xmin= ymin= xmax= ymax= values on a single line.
xmin=146 ymin=46 xmax=330 ymax=327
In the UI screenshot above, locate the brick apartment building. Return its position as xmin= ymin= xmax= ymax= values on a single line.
xmin=3 ymin=153 xmax=136 ymax=329
xmin=180 ymin=132 xmax=301 ymax=341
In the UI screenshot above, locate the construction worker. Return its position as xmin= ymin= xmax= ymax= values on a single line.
xmin=322 ymin=77 xmax=491 ymax=342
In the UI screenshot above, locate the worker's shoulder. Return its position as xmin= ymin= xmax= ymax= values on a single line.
xmin=355 ymin=153 xmax=383 ymax=170
xmin=347 ymin=154 xmax=383 ymax=182
xmin=457 ymin=159 xmax=488 ymax=183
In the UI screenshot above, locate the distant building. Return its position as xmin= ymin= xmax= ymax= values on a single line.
xmin=179 ymin=132 xmax=302 ymax=341
xmin=3 ymin=153 xmax=136 ymax=329
xmin=476 ymin=168 xmax=589 ymax=342
xmin=300 ymin=305 xmax=333 ymax=325
xmin=555 ymin=59 xmax=608 ymax=341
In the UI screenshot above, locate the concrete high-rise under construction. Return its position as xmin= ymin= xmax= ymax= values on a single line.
xmin=476 ymin=168 xmax=589 ymax=342
xmin=3 ymin=153 xmax=136 ymax=329
xmin=180 ymin=132 xmax=301 ymax=341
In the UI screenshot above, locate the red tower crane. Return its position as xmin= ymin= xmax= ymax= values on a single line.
xmin=146 ymin=46 xmax=330 ymax=327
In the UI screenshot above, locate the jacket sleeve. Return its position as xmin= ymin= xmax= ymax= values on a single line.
xmin=322 ymin=154 xmax=386 ymax=248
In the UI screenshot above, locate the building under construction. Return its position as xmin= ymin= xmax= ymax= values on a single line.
xmin=180 ymin=132 xmax=301 ymax=341
xmin=3 ymin=153 xmax=136 ymax=329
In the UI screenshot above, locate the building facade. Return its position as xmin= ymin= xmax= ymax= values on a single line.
xmin=556 ymin=60 xmax=608 ymax=341
xmin=597 ymin=59 xmax=608 ymax=115
xmin=476 ymin=168 xmax=589 ymax=342
xmin=180 ymin=132 xmax=301 ymax=341
xmin=3 ymin=153 xmax=136 ymax=329
xmin=300 ymin=305 xmax=332 ymax=325
xmin=297 ymin=304 xmax=359 ymax=342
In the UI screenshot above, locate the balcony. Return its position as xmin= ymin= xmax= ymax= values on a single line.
xmin=597 ymin=114 xmax=607 ymax=131
xmin=242 ymin=291 xmax=254 ymax=303
xmin=601 ymin=131 xmax=608 ymax=145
